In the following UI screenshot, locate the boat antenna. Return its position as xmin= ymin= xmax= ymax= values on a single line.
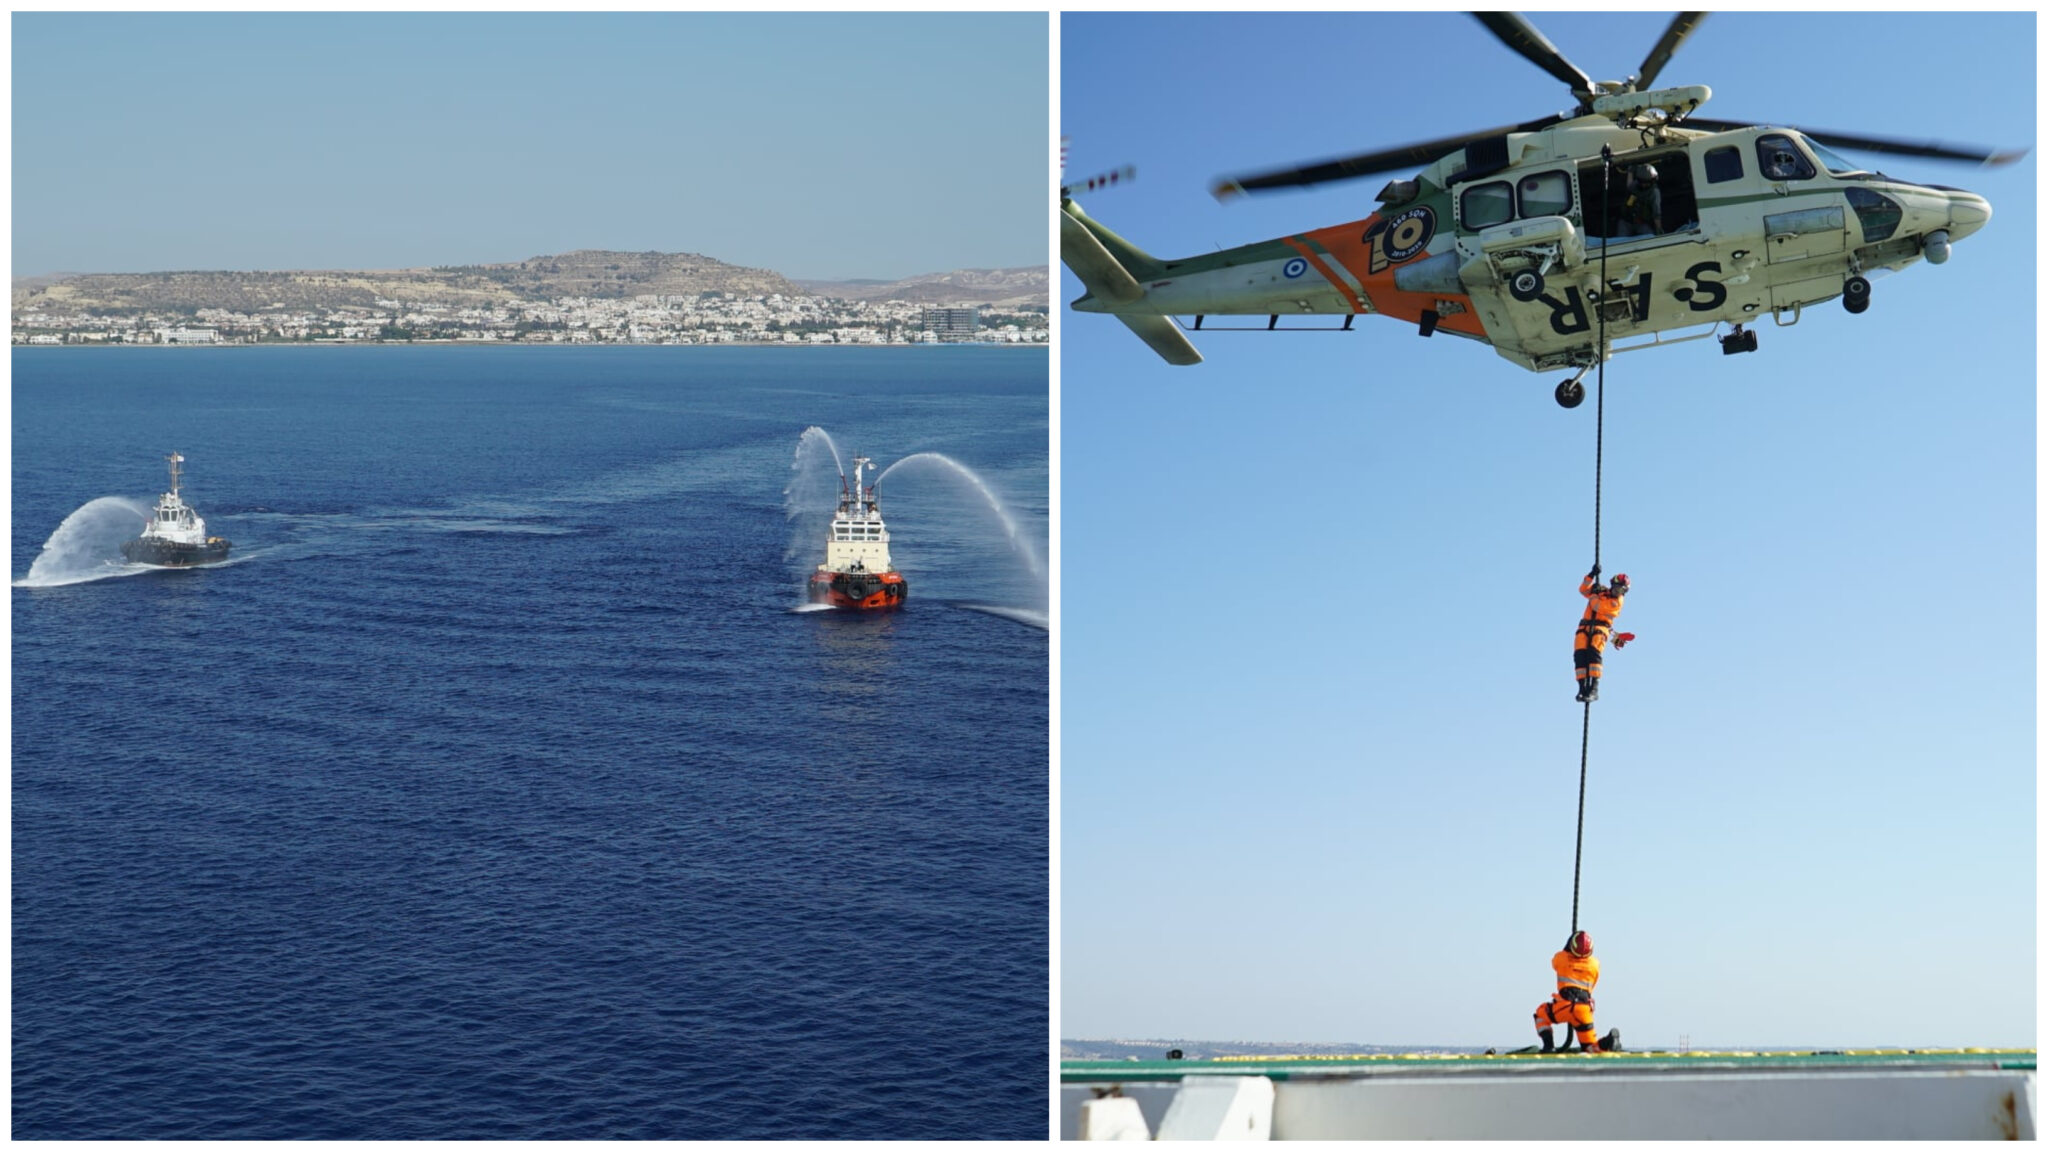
xmin=166 ymin=451 xmax=185 ymax=497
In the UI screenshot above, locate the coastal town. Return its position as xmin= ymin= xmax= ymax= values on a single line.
xmin=14 ymin=291 xmax=1048 ymax=347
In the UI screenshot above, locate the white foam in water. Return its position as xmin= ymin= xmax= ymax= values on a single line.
xmin=959 ymin=604 xmax=1049 ymax=630
xmin=15 ymin=497 xmax=153 ymax=587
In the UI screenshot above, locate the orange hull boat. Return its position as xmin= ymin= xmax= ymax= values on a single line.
xmin=809 ymin=453 xmax=908 ymax=612
xmin=808 ymin=569 xmax=908 ymax=611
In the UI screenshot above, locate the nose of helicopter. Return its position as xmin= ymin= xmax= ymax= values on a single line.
xmin=1945 ymin=190 xmax=1991 ymax=242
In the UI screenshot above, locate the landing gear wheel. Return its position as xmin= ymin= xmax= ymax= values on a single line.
xmin=1510 ymin=269 xmax=1546 ymax=302
xmin=1843 ymin=275 xmax=1871 ymax=315
xmin=1555 ymin=379 xmax=1586 ymax=409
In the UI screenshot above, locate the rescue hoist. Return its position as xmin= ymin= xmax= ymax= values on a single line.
xmin=1570 ymin=146 xmax=1618 ymax=938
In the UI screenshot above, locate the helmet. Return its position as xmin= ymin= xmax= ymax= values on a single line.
xmin=1633 ymin=163 xmax=1659 ymax=184
xmin=1610 ymin=573 xmax=1629 ymax=594
xmin=1567 ymin=930 xmax=1594 ymax=958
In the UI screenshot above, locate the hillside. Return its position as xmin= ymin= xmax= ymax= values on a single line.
xmin=13 ymin=250 xmax=1046 ymax=317
xmin=794 ymin=267 xmax=1048 ymax=307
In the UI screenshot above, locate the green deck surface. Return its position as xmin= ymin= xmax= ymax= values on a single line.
xmin=1061 ymin=1048 xmax=2037 ymax=1082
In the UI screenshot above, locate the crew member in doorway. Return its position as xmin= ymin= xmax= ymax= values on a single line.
xmin=1616 ymin=163 xmax=1662 ymax=237
xmin=1573 ymin=566 xmax=1632 ymax=702
xmin=1534 ymin=930 xmax=1618 ymax=1053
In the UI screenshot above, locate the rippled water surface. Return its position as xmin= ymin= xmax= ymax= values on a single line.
xmin=13 ymin=346 xmax=1048 ymax=1139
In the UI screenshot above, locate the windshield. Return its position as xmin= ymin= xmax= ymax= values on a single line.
xmin=1802 ymin=137 xmax=1868 ymax=175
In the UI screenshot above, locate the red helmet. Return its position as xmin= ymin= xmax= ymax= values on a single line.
xmin=1566 ymin=931 xmax=1594 ymax=958
xmin=1610 ymin=574 xmax=1629 ymax=593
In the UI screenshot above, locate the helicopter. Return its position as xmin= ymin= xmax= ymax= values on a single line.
xmin=1060 ymin=12 xmax=2027 ymax=408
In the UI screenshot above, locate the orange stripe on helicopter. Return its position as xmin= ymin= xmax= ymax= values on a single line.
xmin=1281 ymin=237 xmax=1368 ymax=314
xmin=1304 ymin=214 xmax=1487 ymax=337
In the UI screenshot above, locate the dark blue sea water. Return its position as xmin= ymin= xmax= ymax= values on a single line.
xmin=12 ymin=345 xmax=1048 ymax=1140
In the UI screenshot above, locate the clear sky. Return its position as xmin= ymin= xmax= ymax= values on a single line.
xmin=1060 ymin=11 xmax=2035 ymax=1050
xmin=12 ymin=12 xmax=1046 ymax=280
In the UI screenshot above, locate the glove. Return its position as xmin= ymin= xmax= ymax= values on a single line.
xmin=1588 ymin=564 xmax=1602 ymax=580
xmin=1614 ymin=632 xmax=1635 ymax=649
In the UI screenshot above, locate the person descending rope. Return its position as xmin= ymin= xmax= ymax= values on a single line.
xmin=1573 ymin=566 xmax=1634 ymax=702
xmin=1534 ymin=931 xmax=1621 ymax=1053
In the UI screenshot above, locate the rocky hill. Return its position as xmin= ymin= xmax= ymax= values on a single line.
xmin=14 ymin=250 xmax=1046 ymax=317
xmin=794 ymin=267 xmax=1048 ymax=307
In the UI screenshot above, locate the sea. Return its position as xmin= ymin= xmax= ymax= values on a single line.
xmin=11 ymin=344 xmax=1049 ymax=1140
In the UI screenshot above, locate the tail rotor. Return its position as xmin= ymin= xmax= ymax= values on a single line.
xmin=1061 ymin=137 xmax=1136 ymax=201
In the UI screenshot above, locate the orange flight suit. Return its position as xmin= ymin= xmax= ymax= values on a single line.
xmin=1573 ymin=575 xmax=1625 ymax=695
xmin=1534 ymin=948 xmax=1601 ymax=1049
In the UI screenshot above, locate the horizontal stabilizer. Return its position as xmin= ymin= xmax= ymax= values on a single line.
xmin=1060 ymin=207 xmax=1145 ymax=304
xmin=1113 ymin=312 xmax=1203 ymax=366
xmin=1061 ymin=203 xmax=1202 ymax=365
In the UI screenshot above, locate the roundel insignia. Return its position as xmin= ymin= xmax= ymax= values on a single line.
xmin=1381 ymin=206 xmax=1436 ymax=264
xmin=1282 ymin=257 xmax=1308 ymax=279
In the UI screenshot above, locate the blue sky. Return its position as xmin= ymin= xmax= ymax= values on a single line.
xmin=12 ymin=13 xmax=1046 ymax=279
xmin=1060 ymin=11 xmax=2035 ymax=1049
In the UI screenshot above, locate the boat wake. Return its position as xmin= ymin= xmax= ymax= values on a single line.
xmin=793 ymin=599 xmax=1047 ymax=628
xmin=956 ymin=604 xmax=1048 ymax=631
xmin=14 ymin=497 xmax=152 ymax=587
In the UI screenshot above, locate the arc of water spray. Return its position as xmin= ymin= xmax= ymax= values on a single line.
xmin=784 ymin=426 xmax=852 ymax=572
xmin=785 ymin=426 xmax=849 ymax=523
xmin=17 ymin=496 xmax=152 ymax=586
xmin=876 ymin=453 xmax=1045 ymax=581
xmin=796 ymin=426 xmax=846 ymax=484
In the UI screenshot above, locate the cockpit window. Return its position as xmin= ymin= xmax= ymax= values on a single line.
xmin=1460 ymin=180 xmax=1513 ymax=229
xmin=1803 ymin=138 xmax=1866 ymax=175
xmin=1846 ymin=187 xmax=1903 ymax=242
xmin=1756 ymin=134 xmax=1817 ymax=181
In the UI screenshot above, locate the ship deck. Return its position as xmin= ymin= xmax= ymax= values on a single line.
xmin=1060 ymin=1049 xmax=2037 ymax=1139
xmin=1063 ymin=1046 xmax=2036 ymax=1080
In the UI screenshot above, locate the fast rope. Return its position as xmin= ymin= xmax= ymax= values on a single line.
xmin=1571 ymin=145 xmax=1615 ymax=937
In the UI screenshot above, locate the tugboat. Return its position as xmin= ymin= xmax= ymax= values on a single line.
xmin=808 ymin=455 xmax=908 ymax=610
xmin=121 ymin=452 xmax=231 ymax=567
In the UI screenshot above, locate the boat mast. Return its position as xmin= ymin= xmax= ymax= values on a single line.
xmin=165 ymin=452 xmax=185 ymax=498
xmin=851 ymin=455 xmax=873 ymax=513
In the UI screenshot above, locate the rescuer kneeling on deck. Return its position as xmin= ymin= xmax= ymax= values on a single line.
xmin=1573 ymin=566 xmax=1633 ymax=702
xmin=1534 ymin=931 xmax=1618 ymax=1053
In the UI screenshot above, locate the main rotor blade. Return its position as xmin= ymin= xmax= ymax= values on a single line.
xmin=1474 ymin=13 xmax=1594 ymax=107
xmin=1633 ymin=12 xmax=1706 ymax=91
xmin=1213 ymin=116 xmax=1566 ymax=199
xmin=1683 ymin=117 xmax=2029 ymax=167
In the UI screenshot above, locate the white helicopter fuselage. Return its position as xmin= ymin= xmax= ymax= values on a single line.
xmin=1066 ymin=112 xmax=1993 ymax=373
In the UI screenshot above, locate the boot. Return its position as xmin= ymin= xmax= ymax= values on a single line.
xmin=1602 ymin=1028 xmax=1622 ymax=1053
xmin=1584 ymin=680 xmax=1600 ymax=702
xmin=1573 ymin=681 xmax=1589 ymax=702
xmin=1538 ymin=1028 xmax=1555 ymax=1053
xmin=1580 ymin=1033 xmax=1602 ymax=1053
